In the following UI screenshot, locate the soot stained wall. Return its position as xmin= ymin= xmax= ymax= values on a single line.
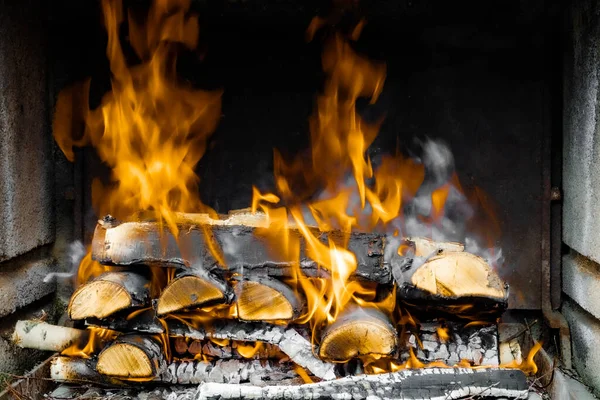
xmin=51 ymin=0 xmax=562 ymax=309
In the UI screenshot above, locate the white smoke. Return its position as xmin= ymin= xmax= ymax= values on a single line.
xmin=44 ymin=240 xmax=86 ymax=283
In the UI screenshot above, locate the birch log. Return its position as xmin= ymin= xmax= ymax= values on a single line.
xmin=13 ymin=321 xmax=88 ymax=352
xmin=196 ymin=368 xmax=529 ymax=400
xmin=91 ymin=214 xmax=390 ymax=284
xmin=68 ymin=271 xmax=150 ymax=320
xmin=235 ymin=277 xmax=303 ymax=322
xmin=96 ymin=335 xmax=167 ymax=379
xmin=51 ymin=356 xmax=299 ymax=386
xmin=156 ymin=270 xmax=233 ymax=315
xmin=318 ymin=307 xmax=397 ymax=361
xmin=171 ymin=320 xmax=337 ymax=380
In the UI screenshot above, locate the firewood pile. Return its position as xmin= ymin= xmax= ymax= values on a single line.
xmin=12 ymin=212 xmax=530 ymax=399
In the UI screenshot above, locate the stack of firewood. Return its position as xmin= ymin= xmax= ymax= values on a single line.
xmin=12 ymin=211 xmax=528 ymax=398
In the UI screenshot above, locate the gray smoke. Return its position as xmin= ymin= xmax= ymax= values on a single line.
xmin=43 ymin=240 xmax=86 ymax=283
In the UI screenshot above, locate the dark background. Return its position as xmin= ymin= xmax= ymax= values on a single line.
xmin=49 ymin=0 xmax=564 ymax=309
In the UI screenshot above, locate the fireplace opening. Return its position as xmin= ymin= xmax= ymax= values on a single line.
xmin=1 ymin=0 xmax=598 ymax=399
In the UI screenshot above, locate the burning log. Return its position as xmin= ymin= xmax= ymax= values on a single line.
xmin=51 ymin=356 xmax=299 ymax=386
xmin=402 ymin=321 xmax=499 ymax=366
xmin=184 ymin=340 xmax=283 ymax=360
xmin=92 ymin=214 xmax=390 ymax=284
xmin=12 ymin=320 xmax=85 ymax=352
xmin=235 ymin=277 xmax=303 ymax=322
xmin=96 ymin=335 xmax=167 ymax=379
xmin=318 ymin=307 xmax=397 ymax=361
xmin=156 ymin=270 xmax=233 ymax=315
xmin=171 ymin=320 xmax=337 ymax=380
xmin=407 ymin=236 xmax=464 ymax=257
xmin=410 ymin=252 xmax=505 ymax=299
xmin=394 ymin=248 xmax=508 ymax=320
xmin=160 ymin=359 xmax=298 ymax=385
xmin=15 ymin=320 xmax=336 ymax=380
xmin=196 ymin=367 xmax=529 ymax=400
xmin=85 ymin=308 xmax=164 ymax=334
xmin=50 ymin=357 xmax=125 ymax=386
xmin=68 ymin=271 xmax=150 ymax=320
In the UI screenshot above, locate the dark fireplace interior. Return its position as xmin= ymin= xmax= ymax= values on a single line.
xmin=1 ymin=0 xmax=599 ymax=399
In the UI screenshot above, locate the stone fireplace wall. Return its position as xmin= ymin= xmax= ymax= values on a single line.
xmin=0 ymin=0 xmax=68 ymax=382
xmin=563 ymin=0 xmax=600 ymax=395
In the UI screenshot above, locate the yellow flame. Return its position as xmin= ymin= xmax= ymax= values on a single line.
xmin=61 ymin=327 xmax=119 ymax=358
xmin=53 ymin=0 xmax=222 ymax=236
xmin=236 ymin=342 xmax=263 ymax=359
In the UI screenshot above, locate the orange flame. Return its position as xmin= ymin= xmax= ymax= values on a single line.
xmin=61 ymin=327 xmax=119 ymax=358
xmin=53 ymin=0 xmax=222 ymax=236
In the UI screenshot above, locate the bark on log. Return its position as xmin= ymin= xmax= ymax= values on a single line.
xmin=170 ymin=320 xmax=337 ymax=380
xmin=91 ymin=214 xmax=389 ymax=284
xmin=68 ymin=271 xmax=150 ymax=320
xmin=156 ymin=270 xmax=233 ymax=315
xmin=12 ymin=321 xmax=91 ymax=352
xmin=51 ymin=356 xmax=299 ymax=386
xmin=196 ymin=367 xmax=529 ymax=400
xmin=85 ymin=308 xmax=164 ymax=334
xmin=50 ymin=357 xmax=125 ymax=386
xmin=17 ymin=320 xmax=335 ymax=381
xmin=96 ymin=335 xmax=167 ymax=379
xmin=235 ymin=277 xmax=303 ymax=322
xmin=318 ymin=307 xmax=397 ymax=361
xmin=401 ymin=321 xmax=499 ymax=366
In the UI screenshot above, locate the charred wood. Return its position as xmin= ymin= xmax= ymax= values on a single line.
xmin=181 ymin=340 xmax=283 ymax=360
xmin=318 ymin=307 xmax=397 ymax=361
xmin=392 ymin=249 xmax=508 ymax=320
xmin=51 ymin=356 xmax=299 ymax=386
xmin=68 ymin=271 xmax=150 ymax=320
xmin=196 ymin=367 xmax=529 ymax=400
xmin=50 ymin=357 xmax=125 ymax=386
xmin=85 ymin=308 xmax=164 ymax=334
xmin=170 ymin=320 xmax=337 ymax=380
xmin=160 ymin=359 xmax=299 ymax=385
xmin=91 ymin=214 xmax=389 ymax=284
xmin=401 ymin=321 xmax=499 ymax=366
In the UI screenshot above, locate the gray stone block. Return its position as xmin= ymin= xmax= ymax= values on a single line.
xmin=563 ymin=252 xmax=600 ymax=320
xmin=563 ymin=299 xmax=600 ymax=395
xmin=0 ymin=256 xmax=55 ymax=318
xmin=563 ymin=0 xmax=600 ymax=263
xmin=0 ymin=0 xmax=53 ymax=262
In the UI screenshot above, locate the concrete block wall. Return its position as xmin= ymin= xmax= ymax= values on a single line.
xmin=563 ymin=0 xmax=600 ymax=396
xmin=0 ymin=0 xmax=63 ymax=385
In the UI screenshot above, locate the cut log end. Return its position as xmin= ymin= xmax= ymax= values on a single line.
xmin=408 ymin=236 xmax=465 ymax=257
xmin=411 ymin=252 xmax=506 ymax=300
xmin=68 ymin=272 xmax=150 ymax=320
xmin=70 ymin=282 xmax=130 ymax=320
xmin=157 ymin=275 xmax=226 ymax=315
xmin=236 ymin=278 xmax=302 ymax=322
xmin=96 ymin=336 xmax=165 ymax=379
xmin=319 ymin=307 xmax=397 ymax=362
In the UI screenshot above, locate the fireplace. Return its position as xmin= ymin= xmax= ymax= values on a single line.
xmin=0 ymin=0 xmax=599 ymax=399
